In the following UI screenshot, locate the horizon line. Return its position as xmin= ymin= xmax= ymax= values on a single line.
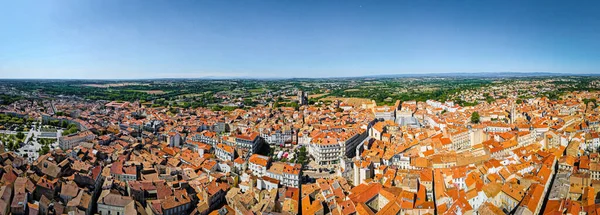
xmin=0 ymin=71 xmax=599 ymax=81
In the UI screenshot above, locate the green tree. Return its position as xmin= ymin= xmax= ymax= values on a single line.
xmin=211 ymin=105 xmax=223 ymax=112
xmin=10 ymin=141 xmax=18 ymax=151
xmin=225 ymin=106 xmax=239 ymax=111
xmin=243 ymin=98 xmax=254 ymax=107
xmin=39 ymin=143 xmax=50 ymax=155
xmin=296 ymin=146 xmax=308 ymax=165
xmin=16 ymin=132 xmax=25 ymax=140
xmin=471 ymin=112 xmax=480 ymax=124
xmin=62 ymin=126 xmax=79 ymax=136
xmin=67 ymin=123 xmax=77 ymax=130
xmin=583 ymin=98 xmax=597 ymax=107
xmin=61 ymin=120 xmax=69 ymax=128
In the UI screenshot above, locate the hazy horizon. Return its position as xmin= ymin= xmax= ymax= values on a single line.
xmin=2 ymin=0 xmax=600 ymax=79
xmin=0 ymin=71 xmax=597 ymax=81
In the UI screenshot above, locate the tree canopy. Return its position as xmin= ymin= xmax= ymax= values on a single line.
xmin=471 ymin=112 xmax=480 ymax=124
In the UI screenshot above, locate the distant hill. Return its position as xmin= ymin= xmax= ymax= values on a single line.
xmin=358 ymin=72 xmax=600 ymax=79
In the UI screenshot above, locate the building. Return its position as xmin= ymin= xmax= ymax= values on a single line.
xmin=58 ymin=130 xmax=95 ymax=150
xmin=260 ymin=128 xmax=294 ymax=146
xmin=248 ymin=154 xmax=271 ymax=177
xmin=10 ymin=192 xmax=27 ymax=215
xmin=297 ymin=90 xmax=308 ymax=106
xmin=257 ymin=176 xmax=280 ymax=190
xmin=450 ymin=128 xmax=471 ymax=151
xmin=160 ymin=189 xmax=192 ymax=215
xmin=191 ymin=130 xmax=219 ymax=146
xmin=10 ymin=177 xmax=28 ymax=215
xmin=372 ymin=101 xmax=399 ymax=121
xmin=97 ymin=190 xmax=136 ymax=215
xmin=353 ymin=160 xmax=373 ymax=186
xmin=201 ymin=182 xmax=229 ymax=213
xmin=499 ymin=183 xmax=526 ymax=212
xmin=517 ymin=131 xmax=535 ymax=147
xmin=310 ymin=138 xmax=343 ymax=167
xmin=514 ymin=184 xmax=545 ymax=215
xmin=168 ymin=132 xmax=182 ymax=148
xmin=59 ymin=181 xmax=80 ymax=203
xmin=0 ymin=186 xmax=12 ymax=215
xmin=266 ymin=162 xmax=302 ymax=187
xmin=235 ymin=132 xmax=264 ymax=154
xmin=110 ymin=161 xmax=137 ymax=182
xmin=343 ymin=129 xmax=368 ymax=158
xmin=215 ymin=143 xmax=235 ymax=161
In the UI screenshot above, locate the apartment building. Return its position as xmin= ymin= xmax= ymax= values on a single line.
xmin=248 ymin=154 xmax=271 ymax=177
xmin=266 ymin=162 xmax=302 ymax=187
xmin=215 ymin=143 xmax=235 ymax=161
xmin=59 ymin=130 xmax=95 ymax=150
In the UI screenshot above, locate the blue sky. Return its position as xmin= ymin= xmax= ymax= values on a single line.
xmin=1 ymin=0 xmax=600 ymax=79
